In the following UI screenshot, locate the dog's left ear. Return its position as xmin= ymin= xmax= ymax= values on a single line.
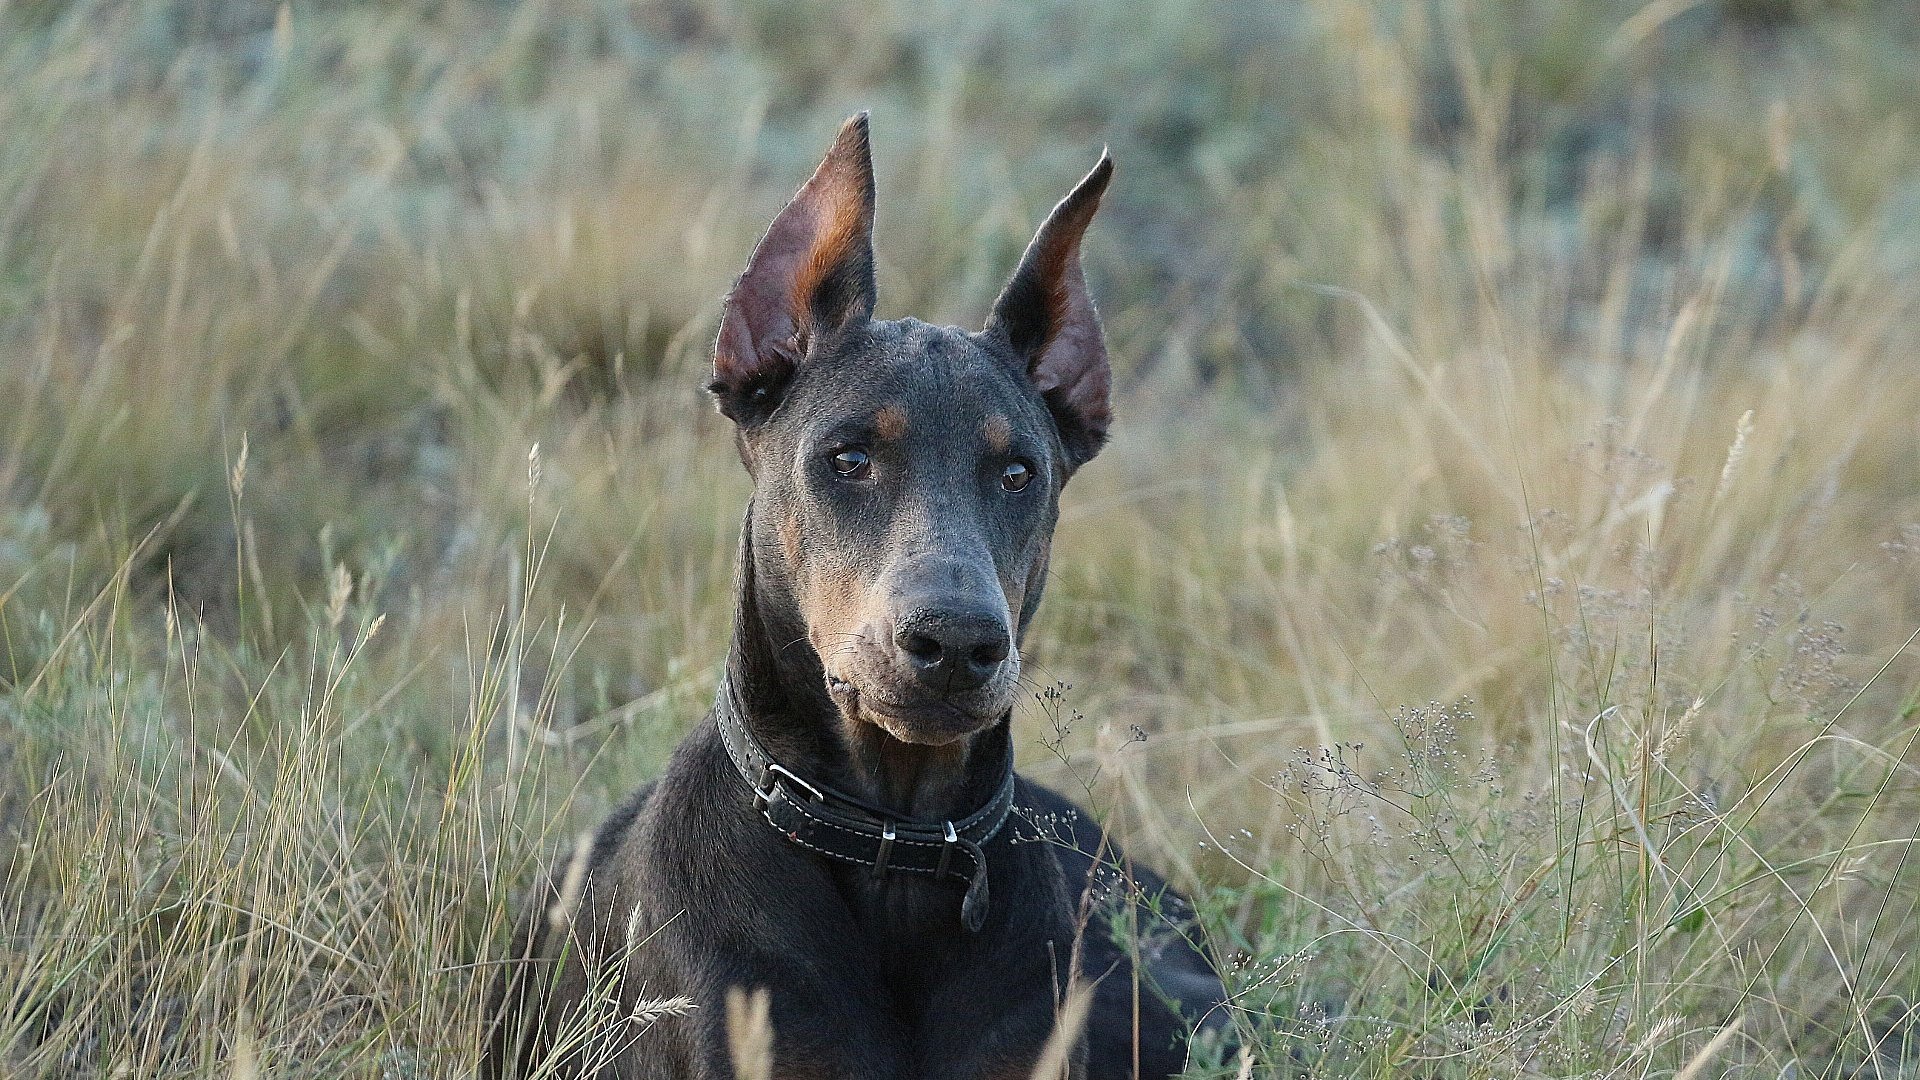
xmin=711 ymin=113 xmax=878 ymax=428
xmin=984 ymin=152 xmax=1114 ymax=471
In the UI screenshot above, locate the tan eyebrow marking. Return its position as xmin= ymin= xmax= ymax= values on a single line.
xmin=875 ymin=403 xmax=909 ymax=441
xmin=983 ymin=414 xmax=1012 ymax=452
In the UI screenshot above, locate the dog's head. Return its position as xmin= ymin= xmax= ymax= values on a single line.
xmin=710 ymin=114 xmax=1113 ymax=747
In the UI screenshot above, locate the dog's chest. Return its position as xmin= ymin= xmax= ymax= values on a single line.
xmin=839 ymin=870 xmax=970 ymax=982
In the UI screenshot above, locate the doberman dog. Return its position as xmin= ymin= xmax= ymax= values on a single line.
xmin=485 ymin=115 xmax=1228 ymax=1080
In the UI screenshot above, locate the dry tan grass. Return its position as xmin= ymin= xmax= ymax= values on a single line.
xmin=1 ymin=1 xmax=1916 ymax=1076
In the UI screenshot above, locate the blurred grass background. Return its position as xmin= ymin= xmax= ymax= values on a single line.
xmin=1 ymin=0 xmax=1918 ymax=1075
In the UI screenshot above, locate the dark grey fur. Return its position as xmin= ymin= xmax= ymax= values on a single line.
xmin=484 ymin=115 xmax=1228 ymax=1080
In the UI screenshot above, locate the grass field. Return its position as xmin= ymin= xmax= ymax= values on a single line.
xmin=2 ymin=0 xmax=1918 ymax=1075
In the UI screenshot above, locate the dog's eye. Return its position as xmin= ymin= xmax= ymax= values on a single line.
xmin=830 ymin=448 xmax=872 ymax=479
xmin=1001 ymin=460 xmax=1034 ymax=492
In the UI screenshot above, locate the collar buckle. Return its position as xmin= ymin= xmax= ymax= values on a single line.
xmin=753 ymin=762 xmax=824 ymax=813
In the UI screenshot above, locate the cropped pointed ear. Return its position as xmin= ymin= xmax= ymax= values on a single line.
xmin=711 ymin=113 xmax=878 ymax=427
xmin=983 ymin=152 xmax=1114 ymax=471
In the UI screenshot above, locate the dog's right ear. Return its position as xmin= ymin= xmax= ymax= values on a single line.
xmin=710 ymin=113 xmax=877 ymax=428
xmin=983 ymin=152 xmax=1114 ymax=472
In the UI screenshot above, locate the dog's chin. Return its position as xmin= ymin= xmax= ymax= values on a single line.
xmin=825 ymin=675 xmax=1005 ymax=746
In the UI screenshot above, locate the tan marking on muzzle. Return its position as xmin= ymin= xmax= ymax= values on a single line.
xmin=805 ymin=566 xmax=882 ymax=741
xmin=802 ymin=560 xmax=873 ymax=661
xmin=778 ymin=511 xmax=803 ymax=568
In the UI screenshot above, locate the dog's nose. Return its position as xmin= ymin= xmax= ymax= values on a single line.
xmin=893 ymin=609 xmax=1010 ymax=692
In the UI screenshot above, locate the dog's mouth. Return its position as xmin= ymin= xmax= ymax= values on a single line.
xmin=825 ymin=674 xmax=1005 ymax=745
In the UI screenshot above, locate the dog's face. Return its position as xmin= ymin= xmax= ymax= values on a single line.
xmin=710 ymin=115 xmax=1113 ymax=746
xmin=739 ymin=320 xmax=1066 ymax=746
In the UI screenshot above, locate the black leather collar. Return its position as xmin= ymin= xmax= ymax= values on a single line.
xmin=713 ymin=678 xmax=1015 ymax=932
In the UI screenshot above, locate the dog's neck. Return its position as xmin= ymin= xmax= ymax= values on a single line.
xmin=721 ymin=506 xmax=1012 ymax=821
